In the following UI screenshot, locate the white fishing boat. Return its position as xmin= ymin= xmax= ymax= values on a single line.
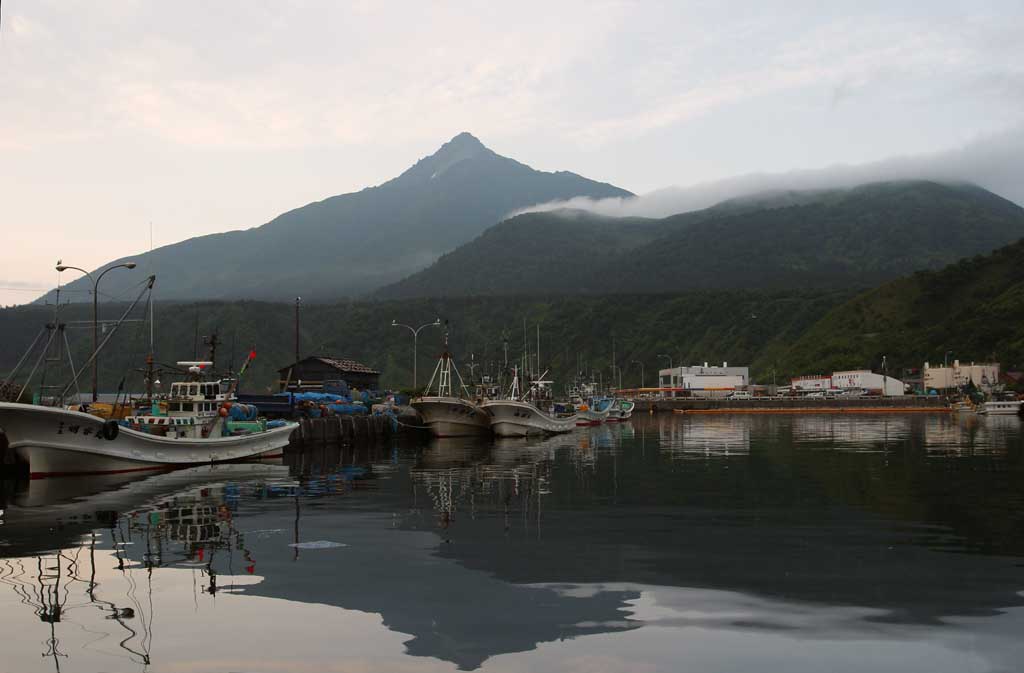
xmin=0 ymin=275 xmax=297 ymax=477
xmin=481 ymin=368 xmax=577 ymax=437
xmin=0 ymin=374 xmax=296 ymax=478
xmin=977 ymin=400 xmax=1023 ymax=416
xmin=606 ymin=398 xmax=636 ymax=422
xmin=411 ymin=333 xmax=491 ymax=437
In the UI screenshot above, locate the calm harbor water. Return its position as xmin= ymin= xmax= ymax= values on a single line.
xmin=2 ymin=413 xmax=1023 ymax=673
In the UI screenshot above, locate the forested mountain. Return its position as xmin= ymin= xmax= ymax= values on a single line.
xmin=775 ymin=237 xmax=1024 ymax=376
xmin=39 ymin=133 xmax=631 ymax=303
xmin=378 ymin=181 xmax=1024 ymax=298
xmin=1 ymin=291 xmax=850 ymax=394
xmin=8 ymin=233 xmax=1024 ymax=394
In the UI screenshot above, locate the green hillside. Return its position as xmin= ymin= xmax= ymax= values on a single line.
xmin=378 ymin=181 xmax=1024 ymax=298
xmin=41 ymin=133 xmax=631 ymax=304
xmin=776 ymin=238 xmax=1024 ymax=376
xmin=379 ymin=211 xmax=662 ymax=297
xmin=1 ymin=290 xmax=849 ymax=395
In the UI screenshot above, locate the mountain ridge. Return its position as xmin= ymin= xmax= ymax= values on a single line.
xmin=377 ymin=180 xmax=1024 ymax=299
xmin=41 ymin=133 xmax=632 ymax=304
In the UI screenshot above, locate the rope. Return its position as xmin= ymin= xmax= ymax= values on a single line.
xmin=394 ymin=417 xmax=431 ymax=430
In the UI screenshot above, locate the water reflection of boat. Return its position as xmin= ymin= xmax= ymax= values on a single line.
xmin=0 ymin=462 xmax=287 ymax=557
xmin=4 ymin=417 xmax=1024 ymax=673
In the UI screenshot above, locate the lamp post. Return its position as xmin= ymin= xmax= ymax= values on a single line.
xmin=56 ymin=261 xmax=137 ymax=402
xmin=392 ymin=318 xmax=440 ymax=389
xmin=294 ymin=297 xmax=301 ymax=364
xmin=944 ymin=350 xmax=953 ymax=393
xmin=631 ymin=360 xmax=645 ymax=389
xmin=657 ymin=354 xmax=674 ymax=398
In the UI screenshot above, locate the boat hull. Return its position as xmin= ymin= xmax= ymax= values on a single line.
xmin=977 ymin=401 xmax=1023 ymax=416
xmin=575 ymin=409 xmax=609 ymax=426
xmin=411 ymin=397 xmax=492 ymax=437
xmin=607 ymin=400 xmax=636 ymax=422
xmin=481 ymin=400 xmax=577 ymax=437
xmin=0 ymin=402 xmax=297 ymax=477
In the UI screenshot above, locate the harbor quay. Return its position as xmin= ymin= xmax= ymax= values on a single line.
xmin=634 ymin=395 xmax=951 ymax=414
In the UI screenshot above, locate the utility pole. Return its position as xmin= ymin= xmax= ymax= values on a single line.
xmin=294 ymin=297 xmax=301 ymax=364
xmin=631 ymin=360 xmax=644 ymax=389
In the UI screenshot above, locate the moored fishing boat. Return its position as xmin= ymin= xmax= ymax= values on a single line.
xmin=411 ymin=331 xmax=491 ymax=437
xmin=574 ymin=398 xmax=611 ymax=426
xmin=0 ymin=276 xmax=297 ymax=477
xmin=606 ymin=398 xmax=636 ymax=422
xmin=481 ymin=368 xmax=577 ymax=437
xmin=0 ymin=372 xmax=296 ymax=478
xmin=976 ymin=399 xmax=1023 ymax=416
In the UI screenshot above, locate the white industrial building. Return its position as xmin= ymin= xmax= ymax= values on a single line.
xmin=791 ymin=370 xmax=905 ymax=396
xmin=658 ymin=363 xmax=749 ymax=398
xmin=923 ymin=361 xmax=999 ymax=392
xmin=831 ymin=370 xmax=905 ymax=396
xmin=791 ymin=375 xmax=832 ymax=392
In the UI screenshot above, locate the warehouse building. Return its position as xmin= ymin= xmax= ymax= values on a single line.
xmin=791 ymin=375 xmax=832 ymax=392
xmin=831 ymin=370 xmax=905 ymax=396
xmin=658 ymin=362 xmax=749 ymax=398
xmin=791 ymin=370 xmax=905 ymax=396
xmin=923 ymin=361 xmax=999 ymax=392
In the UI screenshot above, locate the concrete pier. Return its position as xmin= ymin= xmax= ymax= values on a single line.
xmin=633 ymin=396 xmax=950 ymax=414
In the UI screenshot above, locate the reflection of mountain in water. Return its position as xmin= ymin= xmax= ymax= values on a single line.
xmin=1 ymin=416 xmax=1024 ymax=671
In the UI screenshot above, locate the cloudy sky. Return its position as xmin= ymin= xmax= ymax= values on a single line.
xmin=1 ymin=1 xmax=1022 ymax=305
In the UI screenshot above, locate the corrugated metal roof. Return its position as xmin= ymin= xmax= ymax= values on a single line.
xmin=279 ymin=356 xmax=380 ymax=375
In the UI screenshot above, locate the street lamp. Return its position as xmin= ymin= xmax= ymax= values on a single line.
xmin=392 ymin=318 xmax=440 ymax=389
xmin=56 ymin=261 xmax=137 ymax=402
xmin=944 ymin=350 xmax=953 ymax=393
xmin=631 ymin=360 xmax=645 ymax=389
xmin=657 ymin=354 xmax=674 ymax=398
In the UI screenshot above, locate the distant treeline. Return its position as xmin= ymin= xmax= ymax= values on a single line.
xmin=6 ymin=231 xmax=1023 ymax=396
xmin=0 ymin=291 xmax=849 ymax=394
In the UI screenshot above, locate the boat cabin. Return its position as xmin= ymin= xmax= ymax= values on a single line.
xmin=166 ymin=381 xmax=228 ymax=419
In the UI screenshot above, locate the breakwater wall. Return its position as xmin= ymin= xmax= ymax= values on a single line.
xmin=635 ymin=396 xmax=950 ymax=414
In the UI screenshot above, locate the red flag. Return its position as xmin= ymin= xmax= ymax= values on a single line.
xmin=249 ymin=349 xmax=257 ymax=361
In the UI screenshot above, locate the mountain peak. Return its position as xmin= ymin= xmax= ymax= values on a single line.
xmin=405 ymin=131 xmax=495 ymax=181
xmin=446 ymin=131 xmax=486 ymax=151
xmin=432 ymin=131 xmax=492 ymax=162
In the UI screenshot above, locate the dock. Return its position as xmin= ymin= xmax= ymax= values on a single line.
xmin=633 ymin=396 xmax=950 ymax=414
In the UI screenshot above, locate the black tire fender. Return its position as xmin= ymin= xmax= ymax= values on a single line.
xmin=102 ymin=420 xmax=120 ymax=441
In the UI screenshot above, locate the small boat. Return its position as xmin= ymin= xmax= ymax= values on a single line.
xmin=977 ymin=400 xmax=1023 ymax=416
xmin=606 ymin=398 xmax=636 ymax=422
xmin=481 ymin=368 xmax=577 ymax=437
xmin=411 ymin=334 xmax=491 ymax=437
xmin=574 ymin=398 xmax=611 ymax=426
xmin=0 ymin=372 xmax=296 ymax=478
